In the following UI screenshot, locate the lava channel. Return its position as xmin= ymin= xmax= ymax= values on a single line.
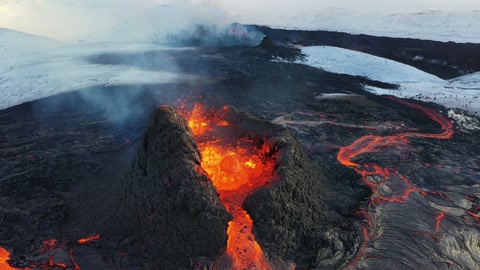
xmin=182 ymin=103 xmax=275 ymax=269
xmin=0 ymin=234 xmax=100 ymax=270
xmin=338 ymin=96 xmax=454 ymax=269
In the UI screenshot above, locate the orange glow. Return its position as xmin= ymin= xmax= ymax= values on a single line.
xmin=0 ymin=247 xmax=17 ymax=270
xmin=1 ymin=235 xmax=102 ymax=270
xmin=340 ymin=97 xmax=454 ymax=269
xmin=181 ymin=103 xmax=275 ymax=269
xmin=78 ymin=235 xmax=100 ymax=245
xmin=69 ymin=249 xmax=81 ymax=270
xmin=435 ymin=212 xmax=446 ymax=233
xmin=185 ymin=103 xmax=211 ymax=136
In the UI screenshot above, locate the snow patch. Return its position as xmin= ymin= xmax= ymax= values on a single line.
xmin=299 ymin=46 xmax=442 ymax=84
xmin=297 ymin=46 xmax=480 ymax=115
xmin=0 ymin=28 xmax=210 ymax=110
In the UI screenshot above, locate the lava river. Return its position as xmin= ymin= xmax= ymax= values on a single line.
xmin=182 ymin=104 xmax=276 ymax=269
xmin=337 ymin=96 xmax=454 ymax=269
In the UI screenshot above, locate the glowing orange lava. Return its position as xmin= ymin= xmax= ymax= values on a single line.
xmin=181 ymin=103 xmax=275 ymax=269
xmin=1 ymin=247 xmax=17 ymax=270
xmin=338 ymin=97 xmax=454 ymax=269
xmin=78 ymin=235 xmax=100 ymax=245
xmin=0 ymin=235 xmax=101 ymax=270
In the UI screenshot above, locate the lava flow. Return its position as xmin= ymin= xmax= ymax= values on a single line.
xmin=0 ymin=234 xmax=100 ymax=270
xmin=338 ymin=96 xmax=454 ymax=269
xmin=181 ymin=103 xmax=275 ymax=269
xmin=1 ymin=247 xmax=16 ymax=270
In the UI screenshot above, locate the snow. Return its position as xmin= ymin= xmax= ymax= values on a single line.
xmin=0 ymin=28 xmax=63 ymax=56
xmin=300 ymin=46 xmax=443 ymax=84
xmin=298 ymin=46 xmax=480 ymax=119
xmin=0 ymin=29 xmax=208 ymax=110
xmin=234 ymin=9 xmax=480 ymax=43
xmin=449 ymin=72 xmax=480 ymax=89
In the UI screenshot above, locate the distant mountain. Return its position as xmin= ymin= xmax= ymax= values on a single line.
xmin=234 ymin=9 xmax=480 ymax=43
xmin=449 ymin=72 xmax=480 ymax=89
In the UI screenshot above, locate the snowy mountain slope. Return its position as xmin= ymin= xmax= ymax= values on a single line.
xmin=0 ymin=28 xmax=64 ymax=57
xmin=299 ymin=46 xmax=443 ymax=83
xmin=299 ymin=46 xmax=480 ymax=115
xmin=235 ymin=9 xmax=480 ymax=43
xmin=449 ymin=72 xmax=480 ymax=89
xmin=0 ymin=29 xmax=207 ymax=110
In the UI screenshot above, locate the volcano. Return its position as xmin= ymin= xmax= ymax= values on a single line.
xmin=0 ymin=28 xmax=479 ymax=269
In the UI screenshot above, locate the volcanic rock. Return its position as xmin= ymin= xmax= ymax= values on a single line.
xmin=68 ymin=106 xmax=232 ymax=269
xmin=254 ymin=35 xmax=305 ymax=62
xmin=257 ymin=36 xmax=275 ymax=51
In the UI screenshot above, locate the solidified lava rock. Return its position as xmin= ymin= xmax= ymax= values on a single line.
xmin=119 ymin=106 xmax=231 ymax=268
xmin=69 ymin=106 xmax=232 ymax=269
xmin=254 ymin=35 xmax=305 ymax=62
xmin=257 ymin=36 xmax=275 ymax=50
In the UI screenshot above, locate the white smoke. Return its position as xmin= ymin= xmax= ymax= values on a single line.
xmin=0 ymin=0 xmax=242 ymax=41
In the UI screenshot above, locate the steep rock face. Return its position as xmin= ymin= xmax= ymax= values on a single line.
xmin=244 ymin=136 xmax=327 ymax=260
xmin=119 ymin=106 xmax=231 ymax=268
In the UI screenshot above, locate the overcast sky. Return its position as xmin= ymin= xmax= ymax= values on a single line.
xmin=220 ymin=0 xmax=480 ymax=14
xmin=1 ymin=0 xmax=479 ymax=40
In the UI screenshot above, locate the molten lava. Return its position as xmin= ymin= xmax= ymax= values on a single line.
xmin=338 ymin=97 xmax=454 ymax=268
xmin=181 ymin=103 xmax=275 ymax=269
xmin=77 ymin=235 xmax=100 ymax=245
xmin=1 ymin=247 xmax=17 ymax=270
xmin=0 ymin=235 xmax=101 ymax=270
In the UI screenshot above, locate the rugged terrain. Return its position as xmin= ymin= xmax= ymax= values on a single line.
xmin=0 ymin=29 xmax=479 ymax=269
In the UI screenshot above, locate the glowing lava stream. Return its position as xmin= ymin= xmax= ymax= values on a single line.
xmin=183 ymin=104 xmax=274 ymax=270
xmin=338 ymin=96 xmax=454 ymax=269
xmin=0 ymin=235 xmax=100 ymax=270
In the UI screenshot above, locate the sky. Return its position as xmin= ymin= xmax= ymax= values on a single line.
xmin=0 ymin=0 xmax=479 ymax=40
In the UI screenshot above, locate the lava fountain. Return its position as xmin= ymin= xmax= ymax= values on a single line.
xmin=181 ymin=103 xmax=276 ymax=269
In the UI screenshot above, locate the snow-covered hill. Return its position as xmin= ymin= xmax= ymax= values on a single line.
xmin=300 ymin=46 xmax=443 ymax=84
xmin=0 ymin=28 xmax=63 ymax=57
xmin=3 ymin=0 xmax=480 ymax=44
xmin=449 ymin=72 xmax=480 ymax=89
xmin=235 ymin=9 xmax=480 ymax=43
xmin=0 ymin=28 xmax=207 ymax=111
xmin=299 ymin=46 xmax=480 ymax=115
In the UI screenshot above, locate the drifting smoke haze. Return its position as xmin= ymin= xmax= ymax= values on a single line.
xmin=2 ymin=0 xmax=480 ymax=41
xmin=0 ymin=0 xmax=251 ymax=41
xmin=81 ymin=2 xmax=263 ymax=45
xmin=1 ymin=0 xmax=264 ymax=124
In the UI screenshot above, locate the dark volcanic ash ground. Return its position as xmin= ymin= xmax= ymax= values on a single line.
xmin=0 ymin=30 xmax=479 ymax=269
